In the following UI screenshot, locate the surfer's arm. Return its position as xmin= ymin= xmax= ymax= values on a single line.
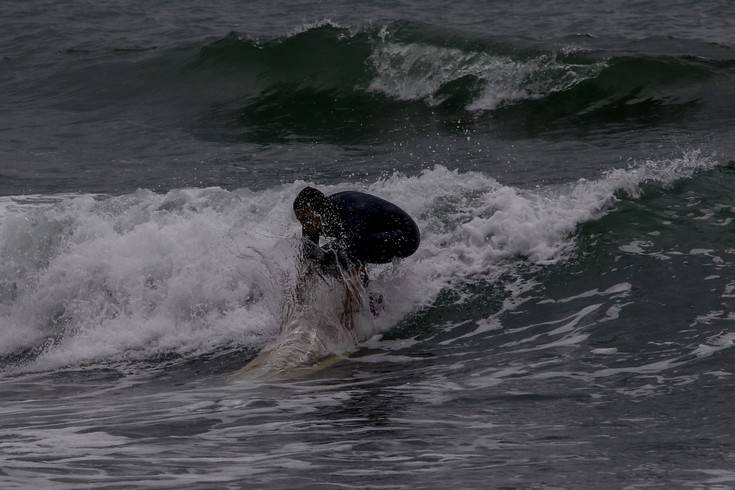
xmin=300 ymin=238 xmax=352 ymax=275
xmin=300 ymin=237 xmax=326 ymax=263
xmin=321 ymin=241 xmax=352 ymax=269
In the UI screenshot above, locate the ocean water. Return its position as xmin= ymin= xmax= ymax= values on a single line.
xmin=2 ymin=1 xmax=735 ymax=488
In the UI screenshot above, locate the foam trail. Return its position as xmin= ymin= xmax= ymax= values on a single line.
xmin=0 ymin=151 xmax=719 ymax=371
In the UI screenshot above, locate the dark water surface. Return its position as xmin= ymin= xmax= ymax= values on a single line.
xmin=1 ymin=1 xmax=735 ymax=488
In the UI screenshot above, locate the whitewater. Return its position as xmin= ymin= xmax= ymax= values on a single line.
xmin=0 ymin=151 xmax=718 ymax=372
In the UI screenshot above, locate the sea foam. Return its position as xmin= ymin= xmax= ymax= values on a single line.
xmin=0 ymin=151 xmax=719 ymax=371
xmin=367 ymin=39 xmax=604 ymax=111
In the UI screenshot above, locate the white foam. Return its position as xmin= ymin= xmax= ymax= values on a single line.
xmin=539 ymin=282 xmax=631 ymax=304
xmin=689 ymin=469 xmax=735 ymax=485
xmin=366 ymin=40 xmax=605 ymax=111
xmin=591 ymin=347 xmax=618 ymax=355
xmin=0 ymin=186 xmax=299 ymax=370
xmin=0 ymin=151 xmax=720 ymax=371
xmin=691 ymin=332 xmax=735 ymax=358
xmin=288 ymin=18 xmax=348 ymax=37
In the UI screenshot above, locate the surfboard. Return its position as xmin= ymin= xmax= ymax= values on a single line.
xmin=234 ymin=349 xmax=343 ymax=381
xmin=233 ymin=266 xmax=365 ymax=381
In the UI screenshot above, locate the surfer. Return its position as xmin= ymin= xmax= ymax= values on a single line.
xmin=237 ymin=186 xmax=419 ymax=380
xmin=293 ymin=186 xmax=420 ymax=282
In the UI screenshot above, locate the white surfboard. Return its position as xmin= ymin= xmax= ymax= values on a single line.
xmin=233 ymin=266 xmax=365 ymax=381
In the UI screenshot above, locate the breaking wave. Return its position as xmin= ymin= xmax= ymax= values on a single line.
xmin=0 ymin=150 xmax=721 ymax=372
xmin=39 ymin=21 xmax=734 ymax=143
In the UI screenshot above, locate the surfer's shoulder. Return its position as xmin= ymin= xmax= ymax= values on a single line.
xmin=328 ymin=190 xmax=370 ymax=202
xmin=328 ymin=191 xmax=394 ymax=208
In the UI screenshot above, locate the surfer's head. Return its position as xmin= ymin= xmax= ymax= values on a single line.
xmin=294 ymin=186 xmax=328 ymax=241
xmin=294 ymin=186 xmax=328 ymax=216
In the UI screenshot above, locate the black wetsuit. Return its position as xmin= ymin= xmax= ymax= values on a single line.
xmin=319 ymin=191 xmax=420 ymax=265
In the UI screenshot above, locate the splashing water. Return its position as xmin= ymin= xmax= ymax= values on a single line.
xmin=0 ymin=150 xmax=720 ymax=373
